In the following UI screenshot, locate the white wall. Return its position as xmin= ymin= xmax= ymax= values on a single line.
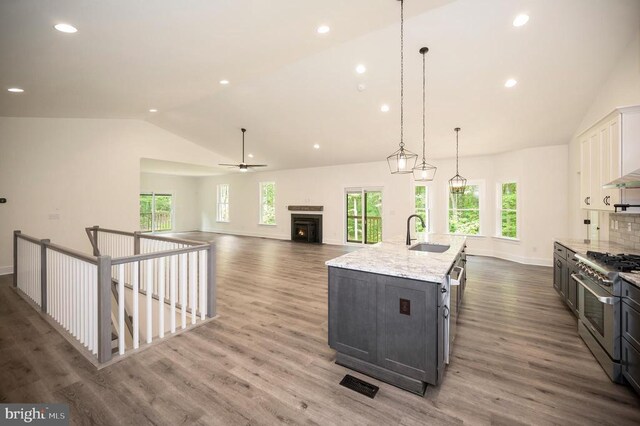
xmin=0 ymin=117 xmax=226 ymax=273
xmin=199 ymin=144 xmax=569 ymax=266
xmin=140 ymin=173 xmax=200 ymax=232
xmin=427 ymin=145 xmax=568 ymax=266
xmin=568 ymin=32 xmax=640 ymax=239
xmin=199 ymin=161 xmax=414 ymax=245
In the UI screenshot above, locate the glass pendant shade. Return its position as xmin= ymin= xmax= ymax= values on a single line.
xmin=449 ymin=127 xmax=467 ymax=194
xmin=387 ymin=146 xmax=418 ymax=174
xmin=414 ymin=160 xmax=437 ymax=181
xmin=449 ymin=174 xmax=467 ymax=194
xmin=413 ymin=46 xmax=436 ymax=182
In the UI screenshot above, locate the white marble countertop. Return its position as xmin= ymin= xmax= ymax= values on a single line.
xmin=325 ymin=233 xmax=467 ymax=282
xmin=621 ymin=272 xmax=640 ymax=288
xmin=554 ymin=238 xmax=637 ymax=256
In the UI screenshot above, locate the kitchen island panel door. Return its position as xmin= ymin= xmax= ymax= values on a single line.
xmin=328 ymin=268 xmax=377 ymax=362
xmin=377 ymin=276 xmax=437 ymax=383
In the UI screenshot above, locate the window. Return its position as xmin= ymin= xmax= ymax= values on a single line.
xmin=414 ymin=185 xmax=429 ymax=233
xmin=217 ymin=184 xmax=229 ymax=222
xmin=346 ymin=188 xmax=383 ymax=244
xmin=259 ymin=182 xmax=276 ymax=225
xmin=498 ymin=182 xmax=517 ymax=238
xmin=140 ymin=193 xmax=173 ymax=232
xmin=448 ymin=184 xmax=480 ymax=235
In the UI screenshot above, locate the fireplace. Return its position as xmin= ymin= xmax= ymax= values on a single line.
xmin=291 ymin=214 xmax=322 ymax=243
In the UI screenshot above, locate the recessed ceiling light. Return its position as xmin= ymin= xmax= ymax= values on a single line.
xmin=7 ymin=87 xmax=24 ymax=93
xmin=317 ymin=25 xmax=330 ymax=34
xmin=248 ymin=153 xmax=254 ymax=158
xmin=513 ymin=14 xmax=529 ymax=27
xmin=380 ymin=104 xmax=390 ymax=112
xmin=356 ymin=64 xmax=367 ymax=74
xmin=149 ymin=109 xmax=158 ymax=113
xmin=505 ymin=78 xmax=517 ymax=88
xmin=54 ymin=23 xmax=78 ymax=33
xmin=313 ymin=144 xmax=320 ymax=149
xmin=219 ymin=80 xmax=229 ymax=85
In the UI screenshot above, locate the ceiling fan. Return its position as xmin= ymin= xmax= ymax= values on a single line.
xmin=219 ymin=128 xmax=267 ymax=172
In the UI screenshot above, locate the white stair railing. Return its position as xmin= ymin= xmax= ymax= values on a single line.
xmin=12 ymin=228 xmax=217 ymax=366
xmin=15 ymin=232 xmax=44 ymax=307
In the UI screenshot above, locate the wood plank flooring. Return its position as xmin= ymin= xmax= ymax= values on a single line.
xmin=1 ymin=232 xmax=639 ymax=425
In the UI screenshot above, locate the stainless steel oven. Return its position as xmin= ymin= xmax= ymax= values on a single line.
xmin=573 ymin=271 xmax=622 ymax=382
xmin=576 ymin=273 xmax=619 ymax=358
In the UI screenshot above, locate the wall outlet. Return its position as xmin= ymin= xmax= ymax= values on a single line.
xmin=629 ymin=223 xmax=633 ymax=232
xmin=611 ymin=219 xmax=615 ymax=229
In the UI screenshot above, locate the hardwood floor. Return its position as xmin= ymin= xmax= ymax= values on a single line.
xmin=1 ymin=232 xmax=639 ymax=425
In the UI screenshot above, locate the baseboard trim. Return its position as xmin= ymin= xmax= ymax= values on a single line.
xmin=0 ymin=266 xmax=13 ymax=276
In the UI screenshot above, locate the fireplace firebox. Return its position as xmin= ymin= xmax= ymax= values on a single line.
xmin=291 ymin=214 xmax=322 ymax=243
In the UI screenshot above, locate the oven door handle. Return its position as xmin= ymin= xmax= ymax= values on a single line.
xmin=449 ymin=266 xmax=464 ymax=286
xmin=572 ymin=273 xmax=616 ymax=305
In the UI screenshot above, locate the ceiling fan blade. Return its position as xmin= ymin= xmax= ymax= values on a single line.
xmin=247 ymin=164 xmax=268 ymax=167
xmin=218 ymin=163 xmax=239 ymax=167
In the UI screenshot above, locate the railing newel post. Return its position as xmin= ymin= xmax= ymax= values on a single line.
xmin=13 ymin=230 xmax=20 ymax=288
xmin=40 ymin=239 xmax=50 ymax=313
xmin=207 ymin=242 xmax=216 ymax=318
xmin=134 ymin=231 xmax=141 ymax=255
xmin=97 ymin=255 xmax=113 ymax=363
xmin=92 ymin=225 xmax=100 ymax=256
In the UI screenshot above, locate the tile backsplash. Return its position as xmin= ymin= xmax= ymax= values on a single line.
xmin=610 ymin=213 xmax=640 ymax=251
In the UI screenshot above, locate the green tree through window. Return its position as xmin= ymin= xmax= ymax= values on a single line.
xmin=415 ymin=186 xmax=428 ymax=233
xmin=260 ymin=182 xmax=276 ymax=225
xmin=448 ymin=185 xmax=480 ymax=235
xmin=500 ymin=182 xmax=517 ymax=238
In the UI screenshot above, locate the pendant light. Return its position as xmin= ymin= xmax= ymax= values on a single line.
xmin=387 ymin=0 xmax=418 ymax=174
xmin=448 ymin=127 xmax=467 ymax=194
xmin=413 ymin=47 xmax=437 ymax=181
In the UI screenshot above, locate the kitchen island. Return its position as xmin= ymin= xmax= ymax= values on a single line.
xmin=326 ymin=234 xmax=467 ymax=395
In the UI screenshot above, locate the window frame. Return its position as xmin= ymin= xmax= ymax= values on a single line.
xmin=413 ymin=183 xmax=431 ymax=233
xmin=216 ymin=183 xmax=230 ymax=223
xmin=139 ymin=192 xmax=174 ymax=233
xmin=343 ymin=187 xmax=384 ymax=245
xmin=446 ymin=180 xmax=484 ymax=237
xmin=259 ymin=181 xmax=277 ymax=226
xmin=496 ymin=181 xmax=519 ymax=241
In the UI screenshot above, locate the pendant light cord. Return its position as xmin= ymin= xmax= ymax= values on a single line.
xmin=455 ymin=128 xmax=460 ymax=174
xmin=422 ymin=50 xmax=426 ymax=162
xmin=399 ymin=0 xmax=404 ymax=149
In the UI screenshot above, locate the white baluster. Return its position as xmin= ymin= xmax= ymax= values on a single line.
xmin=146 ymin=259 xmax=152 ymax=344
xmin=170 ymin=255 xmax=176 ymax=333
xmin=118 ymin=264 xmax=125 ymax=355
xmin=158 ymin=257 xmax=165 ymax=339
xmin=189 ymin=251 xmax=196 ymax=325
xmin=132 ymin=261 xmax=139 ymax=349
xmin=199 ymin=250 xmax=207 ymax=320
xmin=180 ymin=253 xmax=187 ymax=329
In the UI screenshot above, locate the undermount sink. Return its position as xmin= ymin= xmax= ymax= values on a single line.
xmin=409 ymin=243 xmax=450 ymax=253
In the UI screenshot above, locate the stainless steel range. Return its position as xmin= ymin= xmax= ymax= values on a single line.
xmin=573 ymin=251 xmax=640 ymax=382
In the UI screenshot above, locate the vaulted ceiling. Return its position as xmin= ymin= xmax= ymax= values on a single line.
xmin=2 ymin=0 xmax=639 ymax=172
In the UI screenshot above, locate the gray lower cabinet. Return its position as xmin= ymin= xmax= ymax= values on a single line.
xmin=622 ymin=280 xmax=640 ymax=395
xmin=328 ymin=266 xmax=443 ymax=395
xmin=553 ymin=243 xmax=578 ymax=317
xmin=327 ymin=268 xmax=377 ymax=362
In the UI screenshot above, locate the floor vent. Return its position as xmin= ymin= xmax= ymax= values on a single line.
xmin=339 ymin=374 xmax=379 ymax=399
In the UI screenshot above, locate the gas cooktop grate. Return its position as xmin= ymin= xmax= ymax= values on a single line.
xmin=586 ymin=251 xmax=640 ymax=272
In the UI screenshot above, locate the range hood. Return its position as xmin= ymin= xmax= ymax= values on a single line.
xmin=604 ymin=168 xmax=640 ymax=189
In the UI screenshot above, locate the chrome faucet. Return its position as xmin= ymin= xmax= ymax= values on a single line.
xmin=406 ymin=214 xmax=426 ymax=246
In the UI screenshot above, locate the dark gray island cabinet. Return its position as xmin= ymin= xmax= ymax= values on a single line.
xmin=326 ymin=235 xmax=467 ymax=395
xmin=328 ymin=268 xmax=445 ymax=394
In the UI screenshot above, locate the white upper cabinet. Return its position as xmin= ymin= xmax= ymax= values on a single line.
xmin=579 ymin=108 xmax=629 ymax=211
